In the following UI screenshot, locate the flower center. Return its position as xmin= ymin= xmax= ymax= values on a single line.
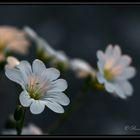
xmin=104 ymin=63 xmax=123 ymax=81
xmin=26 ymin=75 xmax=48 ymax=100
xmin=104 ymin=69 xmax=114 ymax=81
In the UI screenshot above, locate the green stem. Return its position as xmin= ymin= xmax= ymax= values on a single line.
xmin=47 ymin=76 xmax=91 ymax=134
xmin=15 ymin=107 xmax=26 ymax=135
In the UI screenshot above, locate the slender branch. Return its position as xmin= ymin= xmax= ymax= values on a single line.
xmin=47 ymin=76 xmax=92 ymax=134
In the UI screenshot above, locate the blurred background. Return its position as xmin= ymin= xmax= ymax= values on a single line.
xmin=0 ymin=4 xmax=140 ymax=135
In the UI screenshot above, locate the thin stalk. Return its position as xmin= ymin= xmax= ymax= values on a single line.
xmin=47 ymin=76 xmax=92 ymax=134
xmin=15 ymin=107 xmax=26 ymax=135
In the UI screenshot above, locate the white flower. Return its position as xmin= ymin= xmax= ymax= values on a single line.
xmin=5 ymin=59 xmax=70 ymax=114
xmin=70 ymin=59 xmax=96 ymax=78
xmin=5 ymin=56 xmax=20 ymax=68
xmin=96 ymin=44 xmax=136 ymax=99
xmin=2 ymin=123 xmax=43 ymax=135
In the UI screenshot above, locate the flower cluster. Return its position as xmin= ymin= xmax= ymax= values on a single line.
xmin=24 ymin=26 xmax=95 ymax=75
xmin=24 ymin=26 xmax=136 ymax=99
xmin=0 ymin=25 xmax=136 ymax=135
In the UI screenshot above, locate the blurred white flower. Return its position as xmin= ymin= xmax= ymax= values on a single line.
xmin=96 ymin=44 xmax=136 ymax=99
xmin=53 ymin=51 xmax=69 ymax=63
xmin=0 ymin=26 xmax=30 ymax=62
xmin=51 ymin=50 xmax=70 ymax=68
xmin=24 ymin=26 xmax=38 ymax=41
xmin=37 ymin=37 xmax=56 ymax=56
xmin=5 ymin=59 xmax=70 ymax=114
xmin=2 ymin=123 xmax=43 ymax=135
xmin=70 ymin=59 xmax=96 ymax=78
xmin=24 ymin=26 xmax=55 ymax=57
xmin=24 ymin=26 xmax=70 ymax=68
xmin=5 ymin=56 xmax=20 ymax=68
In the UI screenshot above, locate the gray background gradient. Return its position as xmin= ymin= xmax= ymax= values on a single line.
xmin=0 ymin=5 xmax=140 ymax=135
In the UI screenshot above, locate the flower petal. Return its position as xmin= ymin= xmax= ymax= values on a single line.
xmin=19 ymin=90 xmax=33 ymax=107
xmin=97 ymin=50 xmax=105 ymax=61
xmin=41 ymin=68 xmax=60 ymax=81
xmin=121 ymin=66 xmax=136 ymax=79
xmin=104 ymin=81 xmax=115 ymax=93
xmin=43 ymin=92 xmax=70 ymax=106
xmin=97 ymin=61 xmax=104 ymax=75
xmin=119 ymin=55 xmax=132 ymax=67
xmin=16 ymin=60 xmax=32 ymax=83
xmin=113 ymin=45 xmax=121 ymax=57
xmin=32 ymin=59 xmax=46 ymax=75
xmin=111 ymin=45 xmax=121 ymax=62
xmin=96 ymin=72 xmax=105 ymax=84
xmin=45 ymin=100 xmax=64 ymax=113
xmin=47 ymin=79 xmax=68 ymax=93
xmin=5 ymin=67 xmax=25 ymax=89
xmin=30 ymin=100 xmax=45 ymax=114
xmin=105 ymin=44 xmax=113 ymax=56
xmin=113 ymin=84 xmax=127 ymax=99
xmin=119 ymin=81 xmax=133 ymax=96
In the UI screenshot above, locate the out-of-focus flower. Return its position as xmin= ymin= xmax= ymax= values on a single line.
xmin=50 ymin=51 xmax=70 ymax=71
xmin=53 ymin=51 xmax=69 ymax=64
xmin=37 ymin=37 xmax=56 ymax=57
xmin=70 ymin=58 xmax=96 ymax=78
xmin=0 ymin=26 xmax=30 ymax=62
xmin=96 ymin=44 xmax=136 ymax=99
xmin=5 ymin=56 xmax=20 ymax=68
xmin=24 ymin=26 xmax=70 ymax=70
xmin=5 ymin=59 xmax=70 ymax=114
xmin=24 ymin=26 xmax=55 ymax=58
xmin=23 ymin=26 xmax=38 ymax=41
xmin=2 ymin=123 xmax=43 ymax=135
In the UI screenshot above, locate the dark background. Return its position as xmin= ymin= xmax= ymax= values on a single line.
xmin=0 ymin=5 xmax=140 ymax=135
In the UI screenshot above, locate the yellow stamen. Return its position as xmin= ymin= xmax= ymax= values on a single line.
xmin=104 ymin=69 xmax=114 ymax=81
xmin=27 ymin=75 xmax=48 ymax=100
